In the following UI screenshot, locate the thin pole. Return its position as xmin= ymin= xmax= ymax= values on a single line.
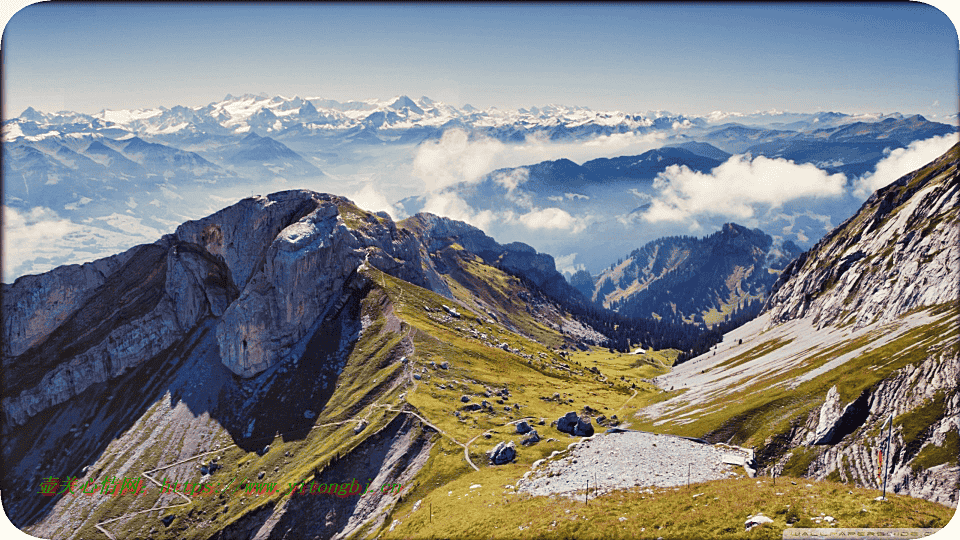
xmin=882 ymin=414 xmax=892 ymax=499
xmin=429 ymin=503 xmax=432 ymax=523
xmin=586 ymin=480 xmax=588 ymax=504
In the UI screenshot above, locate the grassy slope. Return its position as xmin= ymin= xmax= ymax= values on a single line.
xmin=358 ymin=267 xmax=957 ymax=537
xmin=26 ymin=208 xmax=955 ymax=539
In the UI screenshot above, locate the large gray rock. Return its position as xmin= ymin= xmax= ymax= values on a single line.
xmin=521 ymin=429 xmax=541 ymax=446
xmin=556 ymin=411 xmax=579 ymax=434
xmin=487 ymin=441 xmax=516 ymax=465
xmin=555 ymin=411 xmax=593 ymax=436
xmin=574 ymin=416 xmax=595 ymax=437
xmin=515 ymin=421 xmax=532 ymax=434
xmin=808 ymin=385 xmax=843 ymax=445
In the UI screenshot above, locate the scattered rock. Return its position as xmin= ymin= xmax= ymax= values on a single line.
xmin=574 ymin=416 xmax=594 ymax=436
xmin=516 ymin=421 xmax=532 ymax=434
xmin=745 ymin=514 xmax=774 ymax=531
xmin=257 ymin=471 xmax=265 ymax=479
xmin=354 ymin=420 xmax=367 ymax=434
xmin=461 ymin=395 xmax=471 ymax=403
xmin=161 ymin=515 xmax=175 ymax=527
xmin=487 ymin=441 xmax=516 ymax=465
xmin=521 ymin=430 xmax=541 ymax=446
xmin=462 ymin=403 xmax=482 ymax=412
xmin=413 ymin=373 xmax=422 ymax=380
xmin=440 ymin=361 xmax=449 ymax=369
xmin=556 ymin=411 xmax=579 ymax=434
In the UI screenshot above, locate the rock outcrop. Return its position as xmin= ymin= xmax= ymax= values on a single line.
xmin=764 ymin=143 xmax=960 ymax=330
xmin=487 ymin=441 xmax=516 ymax=465
xmin=555 ymin=411 xmax=595 ymax=437
xmin=2 ymin=190 xmax=608 ymax=428
xmin=774 ymin=352 xmax=959 ymax=506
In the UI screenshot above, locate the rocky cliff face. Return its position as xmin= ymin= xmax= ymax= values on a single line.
xmin=764 ymin=143 xmax=959 ymax=330
xmin=640 ymin=144 xmax=959 ymax=508
xmin=2 ymin=191 xmax=586 ymax=427
xmin=759 ymin=144 xmax=960 ymax=505
xmin=592 ymin=223 xmax=801 ymax=323
xmin=400 ymin=212 xmax=588 ymax=308
xmin=774 ymin=351 xmax=959 ymax=506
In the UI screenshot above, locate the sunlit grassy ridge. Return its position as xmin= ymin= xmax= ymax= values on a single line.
xmin=630 ymin=306 xmax=958 ymax=449
xmin=34 ymin=193 xmax=957 ymax=539
xmin=377 ymin=473 xmax=954 ymax=539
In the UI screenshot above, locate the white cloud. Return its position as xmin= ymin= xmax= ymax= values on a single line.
xmin=3 ymin=206 xmax=82 ymax=281
xmin=491 ymin=168 xmax=529 ymax=193
xmin=411 ymin=128 xmax=667 ymax=191
xmin=348 ymin=183 xmax=400 ymax=218
xmin=516 ymin=207 xmax=585 ymax=233
xmin=554 ymin=253 xmax=585 ymax=276
xmin=642 ymin=154 xmax=847 ymax=223
xmin=854 ymin=133 xmax=959 ymax=197
xmin=421 ymin=192 xmax=496 ymax=231
xmin=412 ymin=129 xmax=505 ymax=191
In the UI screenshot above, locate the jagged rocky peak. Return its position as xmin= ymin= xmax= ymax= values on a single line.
xmin=591 ymin=222 xmax=801 ymax=323
xmin=0 ymin=190 xmax=433 ymax=427
xmin=1 ymin=190 xmax=588 ymax=428
xmin=400 ymin=212 xmax=583 ymax=305
xmin=764 ymin=143 xmax=960 ymax=329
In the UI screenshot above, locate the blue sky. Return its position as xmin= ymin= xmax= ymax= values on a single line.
xmin=1 ymin=2 xmax=958 ymax=117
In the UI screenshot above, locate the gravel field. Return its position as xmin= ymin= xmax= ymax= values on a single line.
xmin=516 ymin=430 xmax=747 ymax=498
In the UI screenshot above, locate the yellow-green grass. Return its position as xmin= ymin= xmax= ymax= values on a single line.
xmin=363 ymin=266 xmax=663 ymax=448
xmin=374 ymin=471 xmax=955 ymax=539
xmin=630 ymin=307 xmax=958 ymax=456
xmin=67 ymin=278 xmax=418 ymax=539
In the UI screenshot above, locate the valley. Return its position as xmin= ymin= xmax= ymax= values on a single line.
xmin=3 ymin=143 xmax=957 ymax=540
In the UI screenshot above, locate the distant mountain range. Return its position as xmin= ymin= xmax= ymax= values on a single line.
xmin=3 ymin=142 xmax=956 ymax=538
xmin=2 ymin=93 xmax=956 ymax=281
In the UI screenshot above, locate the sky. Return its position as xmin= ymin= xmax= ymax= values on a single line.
xmin=1 ymin=2 xmax=958 ymax=119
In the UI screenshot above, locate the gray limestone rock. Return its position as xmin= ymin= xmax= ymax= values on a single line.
xmin=487 ymin=441 xmax=516 ymax=465
xmin=521 ymin=429 xmax=541 ymax=446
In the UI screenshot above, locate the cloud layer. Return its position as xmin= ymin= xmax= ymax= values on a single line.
xmin=642 ymin=154 xmax=848 ymax=223
xmin=854 ymin=133 xmax=959 ymax=197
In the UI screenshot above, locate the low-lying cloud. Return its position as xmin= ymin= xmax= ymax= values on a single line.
xmin=854 ymin=133 xmax=959 ymax=197
xmin=412 ymin=128 xmax=668 ymax=191
xmin=3 ymin=206 xmax=83 ymax=281
xmin=642 ymin=154 xmax=848 ymax=223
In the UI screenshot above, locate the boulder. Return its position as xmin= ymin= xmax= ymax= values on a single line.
xmin=487 ymin=441 xmax=516 ymax=465
xmin=462 ymin=403 xmax=482 ymax=412
xmin=461 ymin=395 xmax=471 ymax=403
xmin=574 ymin=416 xmax=595 ymax=437
xmin=556 ymin=411 xmax=593 ymax=436
xmin=556 ymin=411 xmax=579 ymax=434
xmin=521 ymin=430 xmax=541 ymax=446
xmin=515 ymin=421 xmax=532 ymax=434
xmin=745 ymin=514 xmax=774 ymax=531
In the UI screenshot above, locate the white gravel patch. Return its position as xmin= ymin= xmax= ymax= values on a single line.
xmin=516 ymin=431 xmax=743 ymax=498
